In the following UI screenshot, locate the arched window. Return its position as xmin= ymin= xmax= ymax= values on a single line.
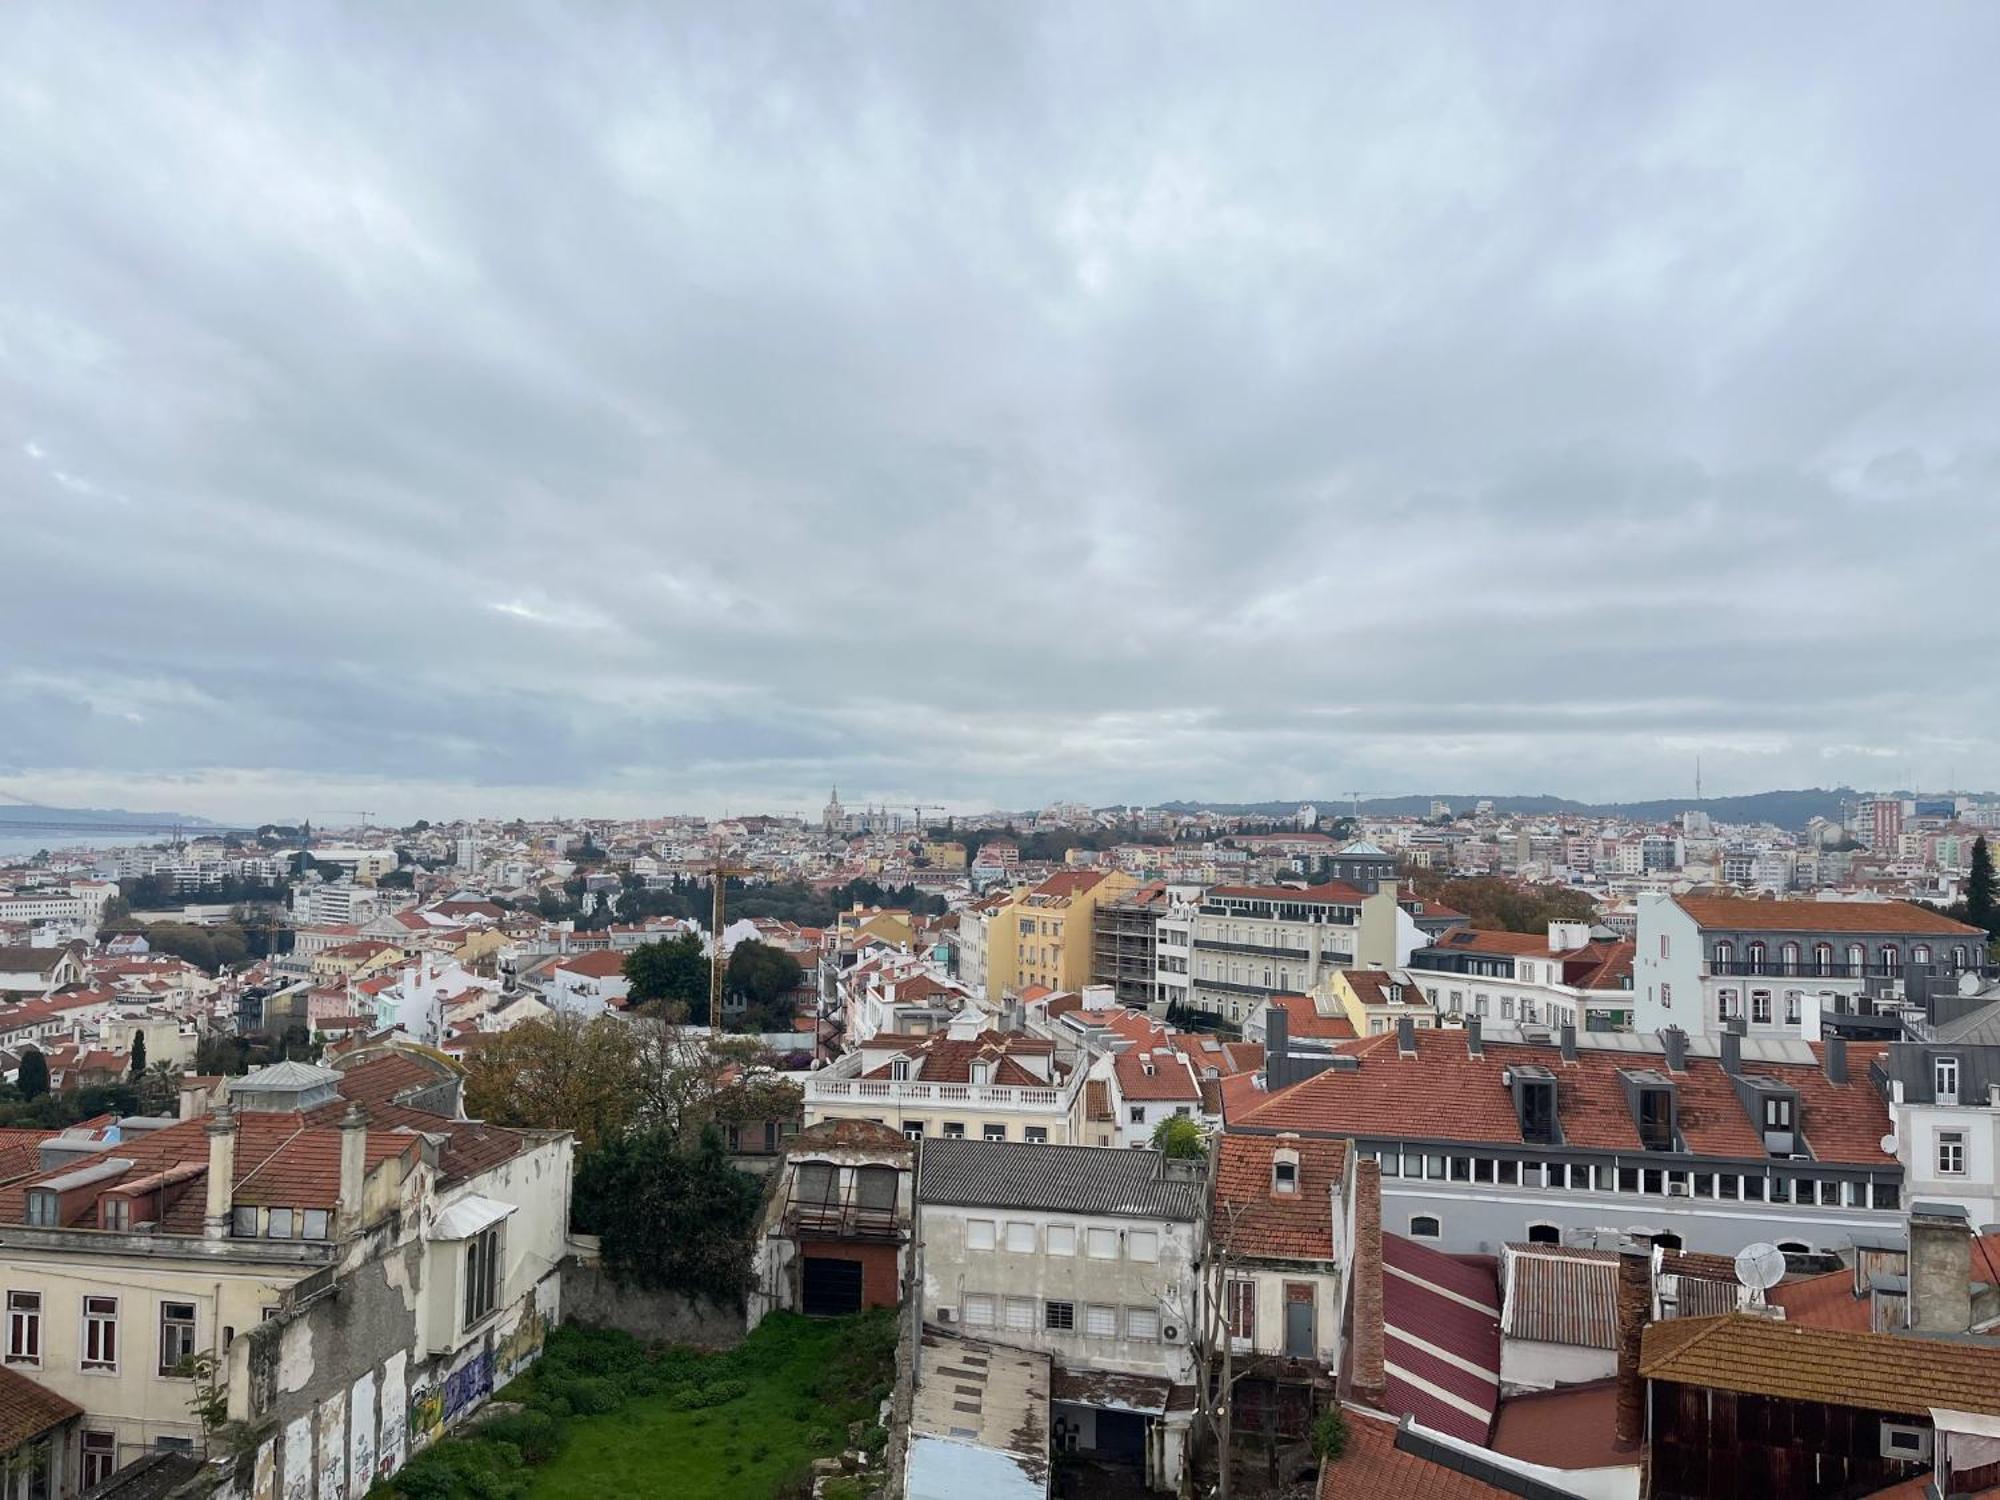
xmin=1746 ymin=942 xmax=1767 ymax=974
xmin=1952 ymin=945 xmax=1969 ymax=969
xmin=1780 ymin=942 xmax=1801 ymax=976
xmin=1881 ymin=945 xmax=1901 ymax=975
xmin=1408 ymin=1216 xmax=1441 ymax=1240
xmin=1912 ymin=944 xmax=1931 ymax=967
xmin=1713 ymin=941 xmax=1735 ymax=970
xmin=1785 ymin=991 xmax=1803 ymax=1026
xmin=1652 ymin=1232 xmax=1684 ymax=1252
xmin=1847 ymin=943 xmax=1866 ymax=973
xmin=1813 ymin=943 xmax=1835 ymax=976
xmin=1526 ymin=1223 xmax=1562 ymax=1246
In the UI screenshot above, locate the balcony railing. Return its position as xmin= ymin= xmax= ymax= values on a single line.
xmin=1196 ymin=940 xmax=1313 ymax=961
xmin=804 ymin=1077 xmax=1068 ymax=1113
xmin=785 ymin=1199 xmax=904 ymax=1241
xmin=1709 ymin=962 xmax=1897 ymax=980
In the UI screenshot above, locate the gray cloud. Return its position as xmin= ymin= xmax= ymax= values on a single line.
xmin=2 ymin=2 xmax=1998 ymax=821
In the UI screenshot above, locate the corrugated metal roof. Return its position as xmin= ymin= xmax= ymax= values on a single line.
xmin=1501 ymin=1244 xmax=1618 ymax=1350
xmin=916 ymin=1138 xmax=1201 ymax=1221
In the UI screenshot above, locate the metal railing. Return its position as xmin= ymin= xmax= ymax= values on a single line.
xmin=804 ymin=1076 xmax=1068 ymax=1112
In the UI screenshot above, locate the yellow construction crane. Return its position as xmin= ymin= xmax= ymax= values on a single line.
xmin=704 ymin=858 xmax=756 ymax=1021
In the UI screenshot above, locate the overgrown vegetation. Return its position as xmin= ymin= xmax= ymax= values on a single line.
xmin=374 ymin=1314 xmax=896 ymax=1500
xmin=1399 ymin=872 xmax=1600 ymax=933
xmin=570 ymin=1126 xmax=765 ymax=1303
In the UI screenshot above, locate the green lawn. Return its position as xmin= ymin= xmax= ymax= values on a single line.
xmin=522 ymin=1312 xmax=895 ymax=1500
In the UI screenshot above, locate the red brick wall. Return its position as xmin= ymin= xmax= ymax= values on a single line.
xmin=802 ymin=1240 xmax=903 ymax=1310
xmin=1348 ymin=1157 xmax=1385 ymax=1406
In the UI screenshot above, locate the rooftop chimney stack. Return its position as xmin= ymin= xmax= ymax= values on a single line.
xmin=1661 ymin=1027 xmax=1687 ymax=1073
xmin=1908 ymin=1202 xmax=1974 ymax=1334
xmin=1466 ymin=1015 xmax=1482 ymax=1058
xmin=1559 ymin=1023 xmax=1577 ymax=1063
xmin=337 ymin=1104 xmax=368 ymax=1236
xmin=1265 ymin=1005 xmax=1290 ymax=1091
xmin=1396 ymin=1014 xmax=1416 ymax=1056
xmin=1614 ymin=1246 xmax=1651 ymax=1447
xmin=1824 ymin=1035 xmax=1848 ymax=1085
xmin=1720 ymin=1028 xmax=1742 ymax=1076
xmin=203 ymin=1107 xmax=238 ymax=1241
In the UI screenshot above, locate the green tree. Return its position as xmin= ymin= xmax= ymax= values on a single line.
xmin=1969 ymin=836 xmax=1996 ymax=936
xmin=624 ymin=934 xmax=711 ymax=1023
xmin=1150 ymin=1114 xmax=1208 ymax=1160
xmin=16 ymin=1049 xmax=48 ymax=1101
xmin=128 ymin=1033 xmax=148 ymax=1081
xmin=725 ymin=941 xmax=804 ymax=1012
xmin=570 ymin=1125 xmax=764 ymax=1303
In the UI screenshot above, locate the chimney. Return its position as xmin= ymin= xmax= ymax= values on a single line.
xmin=1559 ymin=1023 xmax=1577 ymax=1063
xmin=1615 ymin=1246 xmax=1650 ymax=1446
xmin=203 ymin=1107 xmax=238 ymax=1240
xmin=1824 ymin=1036 xmax=1848 ymax=1085
xmin=1265 ymin=1005 xmax=1290 ymax=1091
xmin=1908 ymin=1202 xmax=1974 ymax=1333
xmin=1660 ymin=1027 xmax=1686 ymax=1073
xmin=1396 ymin=1014 xmax=1416 ymax=1056
xmin=1349 ymin=1156 xmax=1385 ymax=1407
xmin=1466 ymin=1015 xmax=1482 ymax=1058
xmin=337 ymin=1104 xmax=368 ymax=1235
xmin=1720 ymin=1028 xmax=1741 ymax=1076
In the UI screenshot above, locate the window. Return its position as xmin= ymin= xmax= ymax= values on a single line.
xmin=82 ymin=1296 xmax=117 ymax=1370
xmin=903 ymin=1122 xmax=925 ymax=1141
xmin=82 ymin=1432 xmax=116 ymax=1489
xmin=1003 ymin=1297 xmax=1034 ymax=1331
xmin=24 ymin=1192 xmax=55 ymax=1229
xmin=1086 ymin=1227 xmax=1118 ymax=1259
xmin=159 ymin=1302 xmax=197 ymax=1376
xmin=942 ymin=1122 xmax=965 ymax=1139
xmin=1408 ymin=1216 xmax=1441 ymax=1240
xmin=1785 ymin=991 xmax=1802 ymax=1026
xmin=101 ymin=1197 xmax=130 ymax=1232
xmin=962 ymin=1293 xmax=995 ymax=1327
xmin=1273 ymin=1158 xmax=1298 ymax=1193
xmin=1129 ymin=1106 xmax=1146 ymax=1125
xmin=463 ymin=1226 xmax=500 ymax=1328
xmin=891 ymin=1060 xmax=911 ymax=1081
xmin=1126 ymin=1308 xmax=1160 ymax=1341
xmin=1526 ymin=1223 xmax=1562 ymax=1245
xmin=982 ymin=1123 xmax=1007 ymax=1142
xmin=1814 ymin=943 xmax=1834 ymax=975
xmin=1660 ymin=934 xmax=1671 ymax=960
xmin=1004 ymin=1221 xmax=1035 ymax=1253
xmin=1084 ymin=1304 xmax=1118 ymax=1337
xmin=232 ymin=1206 xmax=258 ymax=1237
xmin=1881 ymin=1422 xmax=1933 ymax=1462
xmin=1746 ymin=942 xmax=1766 ymax=974
xmin=1752 ymin=991 xmax=1772 ymax=1025
xmin=1882 ymin=945 xmax=1901 ymax=975
xmin=1047 ymin=1223 xmax=1076 ymax=1255
xmin=966 ymin=1219 xmax=996 ymax=1251
xmin=1024 ymin=1127 xmax=1048 ymax=1144
xmin=1128 ymin=1230 xmax=1159 ymax=1263
xmin=1763 ymin=1096 xmax=1794 ymax=1131
xmin=6 ymin=1292 xmax=40 ymax=1365
xmin=1936 ymin=1056 xmax=1960 ymax=1106
xmin=1659 ymin=983 xmax=1671 ymax=1010
xmin=970 ymin=1062 xmax=991 ymax=1085
xmin=1938 ymin=1131 xmax=1967 ymax=1176
xmin=267 ymin=1208 xmax=294 ymax=1240
xmin=1779 ymin=942 xmax=1800 ymax=975
xmin=1045 ymin=1300 xmax=1076 ymax=1331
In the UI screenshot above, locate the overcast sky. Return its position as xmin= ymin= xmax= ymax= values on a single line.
xmin=3 ymin=4 xmax=1997 ymax=823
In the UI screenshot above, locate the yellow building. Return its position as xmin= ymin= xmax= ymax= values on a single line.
xmin=921 ymin=842 xmax=969 ymax=871
xmin=982 ymin=869 xmax=1138 ymax=1000
xmin=1317 ymin=967 xmax=1439 ymax=1036
xmin=310 ymin=938 xmax=404 ymax=982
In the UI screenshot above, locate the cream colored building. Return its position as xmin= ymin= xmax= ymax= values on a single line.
xmin=803 ymin=1024 xmax=1091 ymax=1144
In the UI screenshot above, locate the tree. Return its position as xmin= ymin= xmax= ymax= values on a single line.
xmin=16 ymin=1049 xmax=48 ymax=1101
xmin=128 ymin=1033 xmax=147 ymax=1081
xmin=624 ymin=934 xmax=710 ymax=1022
xmin=1151 ymin=1114 xmax=1208 ymax=1160
xmin=462 ymin=1016 xmax=644 ymax=1152
xmin=570 ymin=1125 xmax=764 ymax=1304
xmin=1399 ymin=872 xmax=1598 ymax=934
xmin=139 ymin=1059 xmax=182 ymax=1116
xmin=1192 ymin=1192 xmax=1260 ymax=1500
xmin=725 ymin=940 xmax=804 ymax=1014
xmin=1969 ymin=836 xmax=1996 ymax=936
xmin=1310 ymin=1406 xmax=1349 ymax=1461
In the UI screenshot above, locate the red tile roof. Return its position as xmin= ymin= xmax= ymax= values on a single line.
xmin=1640 ymin=1313 xmax=2000 ymax=1415
xmin=1112 ymin=1046 xmax=1200 ymax=1103
xmin=859 ymin=1030 xmax=1053 ymax=1086
xmin=1675 ymin=896 xmax=1983 ymax=937
xmin=1264 ymin=993 xmax=1358 ymax=1042
xmin=1766 ymin=1269 xmax=1871 ymax=1331
xmin=0 ymin=1363 xmax=82 ymax=1450
xmin=1210 ymin=881 xmax=1368 ymax=904
xmin=1317 ymin=1407 xmax=1516 ymax=1498
xmin=1488 ymin=1379 xmax=1634 ymax=1471
xmin=1214 ymin=1135 xmax=1345 ymax=1261
xmin=553 ymin=949 xmax=629 ymax=979
xmin=1229 ymin=1028 xmax=1894 ymax=1166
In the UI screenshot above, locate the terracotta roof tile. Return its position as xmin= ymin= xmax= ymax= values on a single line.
xmin=0 ymin=1364 xmax=82 ymax=1450
xmin=1317 ymin=1407 xmax=1515 ymax=1498
xmin=1675 ymin=896 xmax=1984 ymax=937
xmin=1214 ymin=1135 xmax=1344 ymax=1261
xmin=1639 ymin=1313 xmax=2000 ymax=1415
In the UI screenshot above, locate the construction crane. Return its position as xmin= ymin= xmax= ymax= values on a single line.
xmin=1341 ymin=791 xmax=1382 ymax=822
xmin=910 ymin=803 xmax=946 ymax=835
xmin=702 ymin=857 xmax=757 ymax=1022
xmin=318 ymin=810 xmax=378 ymax=831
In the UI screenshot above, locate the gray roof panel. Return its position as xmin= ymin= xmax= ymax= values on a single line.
xmin=917 ymin=1137 xmax=1202 ymax=1221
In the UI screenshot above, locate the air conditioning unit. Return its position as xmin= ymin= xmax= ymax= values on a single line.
xmin=1163 ymin=1325 xmax=1180 ymax=1342
xmin=938 ymin=1308 xmax=955 ymax=1324
xmin=1665 ymin=1183 xmax=1690 ymax=1197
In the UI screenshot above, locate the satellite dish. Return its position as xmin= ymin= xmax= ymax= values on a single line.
xmin=1735 ymin=1242 xmax=1788 ymax=1304
xmin=1880 ymin=1134 xmax=1900 ymax=1156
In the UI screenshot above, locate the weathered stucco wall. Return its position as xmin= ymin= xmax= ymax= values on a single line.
xmin=560 ymin=1260 xmax=744 ymax=1347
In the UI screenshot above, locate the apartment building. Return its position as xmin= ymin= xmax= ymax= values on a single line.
xmin=0 ymin=945 xmax=85 ymax=1000
xmin=803 ymin=1025 xmax=1088 ymax=1144
xmin=0 ymin=1047 xmax=569 ymax=1494
xmin=1408 ymin=920 xmax=1638 ymax=1032
xmin=915 ymin=1137 xmax=1204 ymax=1492
xmin=1091 ymin=882 xmax=1169 ymax=1010
xmin=1234 ymin=1017 xmax=1910 ymax=1259
xmin=980 ymin=869 xmax=1139 ymax=1001
xmin=1210 ymin=1133 xmax=1356 ymax=1383
xmin=1185 ymin=880 xmax=1428 ymax=1024
xmin=1633 ymin=893 xmax=1987 ymax=1040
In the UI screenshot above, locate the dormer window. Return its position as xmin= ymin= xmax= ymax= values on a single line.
xmin=891 ymin=1059 xmax=911 ymax=1081
xmin=1762 ymin=1096 xmax=1793 ymax=1132
xmin=970 ymin=1062 xmax=991 ymax=1085
xmin=1936 ymin=1055 xmax=1960 ymax=1106
xmin=1272 ymin=1152 xmax=1299 ymax=1194
xmin=1636 ymin=1088 xmax=1675 ymax=1151
xmin=101 ymin=1197 xmax=130 ymax=1232
xmin=25 ymin=1191 xmax=56 ymax=1228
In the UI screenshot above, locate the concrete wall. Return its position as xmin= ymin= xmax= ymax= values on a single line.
xmin=560 ymin=1260 xmax=744 ymax=1347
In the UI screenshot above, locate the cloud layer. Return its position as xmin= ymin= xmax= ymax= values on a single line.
xmin=3 ymin=3 xmax=1997 ymax=821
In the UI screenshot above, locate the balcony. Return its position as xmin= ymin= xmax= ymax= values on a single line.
xmin=1709 ymin=962 xmax=1888 ymax=980
xmin=1196 ymin=940 xmax=1313 ymax=961
xmin=784 ymin=1196 xmax=904 ymax=1241
xmin=804 ymin=1076 xmax=1069 ymax=1114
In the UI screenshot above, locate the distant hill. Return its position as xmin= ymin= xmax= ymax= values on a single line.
xmin=0 ymin=801 xmax=218 ymax=832
xmin=1151 ymin=787 xmax=1938 ymax=832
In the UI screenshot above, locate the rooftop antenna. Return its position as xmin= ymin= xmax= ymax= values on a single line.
xmin=1734 ymin=1242 xmax=1787 ymax=1308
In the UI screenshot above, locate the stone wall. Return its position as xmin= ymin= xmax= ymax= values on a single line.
xmin=559 ymin=1258 xmax=746 ymax=1347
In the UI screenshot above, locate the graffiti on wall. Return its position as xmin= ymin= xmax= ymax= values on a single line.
xmin=497 ymin=1303 xmax=545 ymax=1382
xmin=316 ymin=1392 xmax=346 ymax=1500
xmin=378 ymin=1350 xmax=408 ymax=1478
xmin=442 ymin=1350 xmax=494 ymax=1424
xmin=281 ymin=1416 xmax=311 ymax=1500
xmin=348 ymin=1372 xmax=376 ymax=1500
xmin=253 ymin=1437 xmax=276 ymax=1500
xmin=407 ymin=1373 xmax=444 ymax=1449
